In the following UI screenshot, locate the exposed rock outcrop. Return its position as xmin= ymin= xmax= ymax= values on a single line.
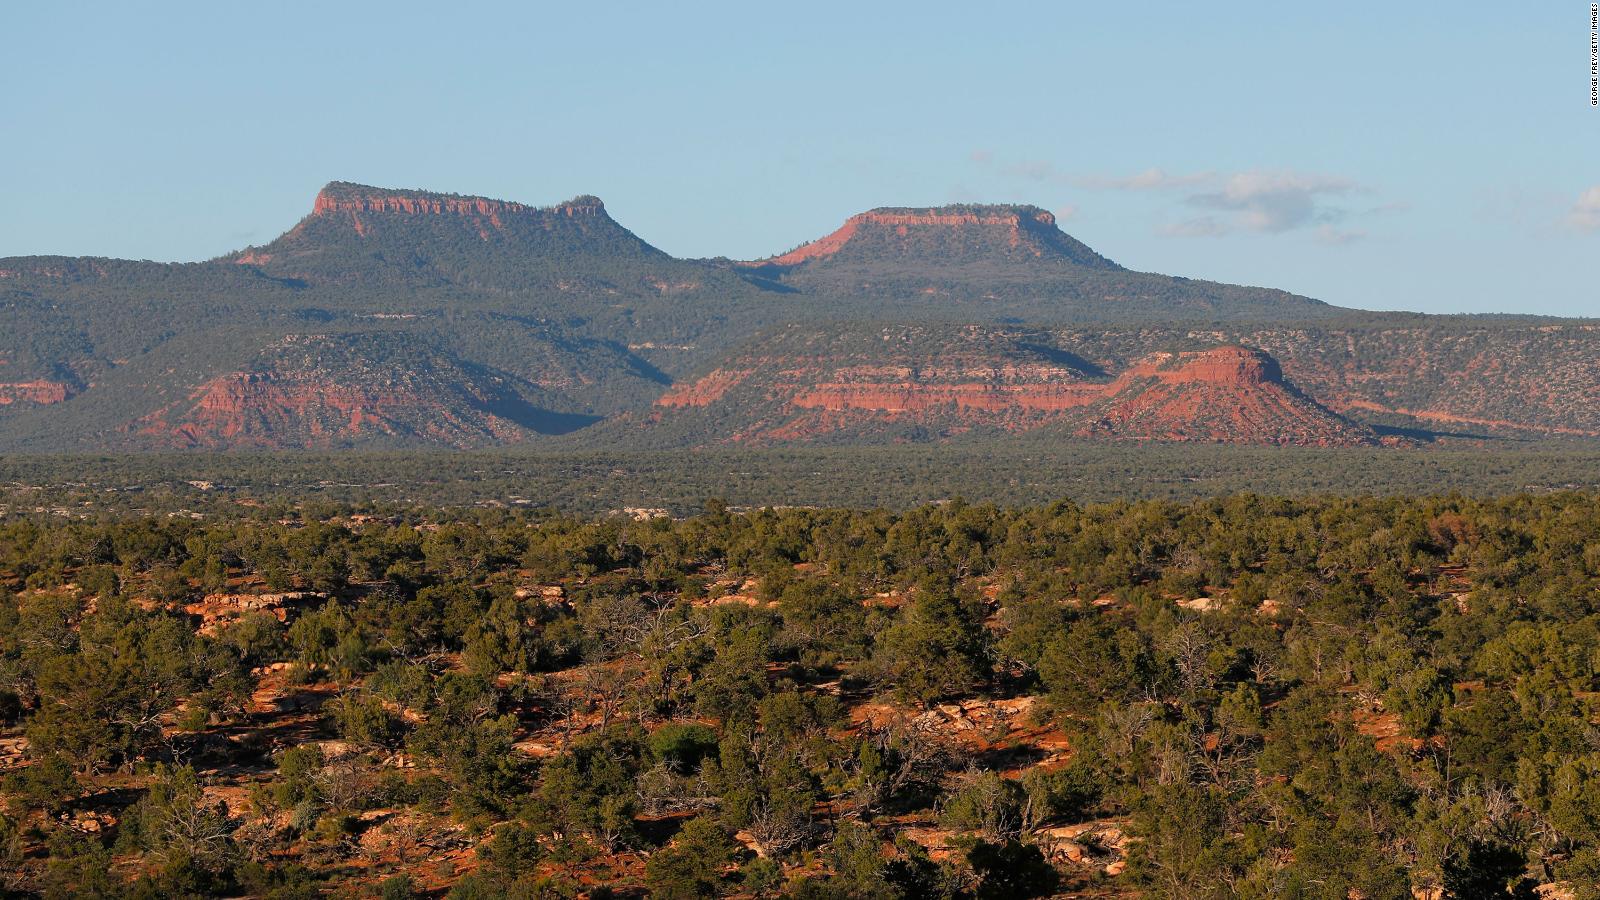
xmin=309 ymin=182 xmax=606 ymax=230
xmin=654 ymin=338 xmax=1381 ymax=447
xmin=749 ymin=203 xmax=1120 ymax=270
xmin=0 ymin=380 xmax=73 ymax=406
xmin=655 ymin=368 xmax=757 ymax=408
xmin=1080 ymin=346 xmax=1381 ymax=446
xmin=131 ymin=333 xmax=595 ymax=449
xmin=791 ymin=382 xmax=1105 ymax=413
xmin=221 ymin=182 xmax=674 ymax=289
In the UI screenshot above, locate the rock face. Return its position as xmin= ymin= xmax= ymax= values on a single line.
xmin=750 ymin=203 xmax=1120 ymax=271
xmin=645 ymin=320 xmax=1600 ymax=447
xmin=222 ymin=182 xmax=676 ymax=290
xmin=1131 ymin=345 xmax=1280 ymax=386
xmin=132 ymin=334 xmax=598 ymax=449
xmin=651 ymin=331 xmax=1380 ymax=447
xmin=0 ymin=380 xmax=73 ymax=406
xmin=150 ymin=371 xmax=481 ymax=447
xmin=730 ymin=199 xmax=1335 ymax=321
xmin=1081 ymin=347 xmax=1380 ymax=446
xmin=655 ymin=368 xmax=757 ymax=408
xmin=0 ymin=259 xmax=112 ymax=282
xmin=790 ymin=380 xmax=1106 ymax=414
xmin=307 ymin=182 xmax=608 ymax=238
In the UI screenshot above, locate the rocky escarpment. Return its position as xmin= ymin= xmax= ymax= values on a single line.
xmin=131 ymin=334 xmax=597 ymax=449
xmin=790 ymin=377 xmax=1106 ymax=414
xmin=0 ymin=259 xmax=112 ymax=282
xmin=0 ymin=380 xmax=74 ymax=406
xmin=1213 ymin=324 xmax=1600 ymax=438
xmin=651 ymin=332 xmax=1380 ymax=447
xmin=143 ymin=371 xmax=480 ymax=447
xmin=302 ymin=182 xmax=608 ymax=241
xmin=658 ymin=361 xmax=1105 ymax=419
xmin=749 ymin=203 xmax=1120 ymax=271
xmin=649 ymin=327 xmax=1103 ymax=442
xmin=1081 ymin=347 xmax=1380 ymax=446
xmin=222 ymin=182 xmax=674 ymax=290
xmin=731 ymin=201 xmax=1333 ymax=321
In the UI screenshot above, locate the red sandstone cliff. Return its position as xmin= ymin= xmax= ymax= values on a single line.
xmin=0 ymin=380 xmax=73 ymax=406
xmin=1080 ymin=347 xmax=1380 ymax=446
xmin=129 ymin=335 xmax=585 ymax=450
xmin=747 ymin=203 xmax=1119 ymax=271
xmin=653 ymin=342 xmax=1380 ymax=447
xmin=305 ymin=183 xmax=607 ymax=237
xmin=764 ymin=208 xmax=1064 ymax=266
xmin=137 ymin=370 xmax=541 ymax=450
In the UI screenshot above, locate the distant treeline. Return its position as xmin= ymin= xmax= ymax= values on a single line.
xmin=5 ymin=444 xmax=1600 ymax=517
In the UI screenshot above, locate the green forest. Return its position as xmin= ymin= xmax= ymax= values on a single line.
xmin=6 ymin=443 xmax=1600 ymax=517
xmin=3 ymin=491 xmax=1600 ymax=897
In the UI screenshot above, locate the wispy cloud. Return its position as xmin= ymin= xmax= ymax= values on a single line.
xmin=1181 ymin=170 xmax=1359 ymax=235
xmin=1567 ymin=186 xmax=1600 ymax=232
xmin=969 ymin=152 xmax=1384 ymax=245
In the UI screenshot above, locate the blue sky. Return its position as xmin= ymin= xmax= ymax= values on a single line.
xmin=3 ymin=1 xmax=1597 ymax=316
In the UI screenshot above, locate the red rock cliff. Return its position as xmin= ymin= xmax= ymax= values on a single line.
xmin=1111 ymin=346 xmax=1281 ymax=389
xmin=303 ymin=183 xmax=607 ymax=239
xmin=312 ymin=185 xmax=605 ymax=221
xmin=755 ymin=203 xmax=1112 ymax=269
xmin=1085 ymin=347 xmax=1378 ymax=446
xmin=0 ymin=380 xmax=73 ymax=406
xmin=654 ymin=342 xmax=1381 ymax=448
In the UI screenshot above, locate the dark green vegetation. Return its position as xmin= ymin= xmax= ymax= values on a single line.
xmin=6 ymin=443 xmax=1600 ymax=517
xmin=4 ymin=181 xmax=1597 ymax=451
xmin=4 ymin=492 xmax=1600 ymax=897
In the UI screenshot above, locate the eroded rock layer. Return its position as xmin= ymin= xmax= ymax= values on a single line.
xmin=133 ymin=334 xmax=595 ymax=449
xmin=1080 ymin=347 xmax=1380 ymax=446
xmin=751 ymin=203 xmax=1119 ymax=270
xmin=651 ymin=330 xmax=1380 ymax=447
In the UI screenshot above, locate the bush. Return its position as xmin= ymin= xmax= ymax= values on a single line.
xmin=966 ymin=839 xmax=1058 ymax=900
xmin=649 ymin=722 xmax=720 ymax=771
xmin=644 ymin=817 xmax=733 ymax=900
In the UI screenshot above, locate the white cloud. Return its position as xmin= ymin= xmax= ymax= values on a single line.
xmin=1568 ymin=186 xmax=1600 ymax=232
xmin=970 ymin=153 xmax=1383 ymax=243
xmin=1186 ymin=170 xmax=1357 ymax=233
xmin=1055 ymin=204 xmax=1079 ymax=222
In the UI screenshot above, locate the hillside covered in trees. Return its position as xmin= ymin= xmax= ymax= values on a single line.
xmin=3 ymin=493 xmax=1600 ymax=897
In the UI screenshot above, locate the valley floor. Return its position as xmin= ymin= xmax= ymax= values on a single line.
xmin=4 ymin=442 xmax=1600 ymax=518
